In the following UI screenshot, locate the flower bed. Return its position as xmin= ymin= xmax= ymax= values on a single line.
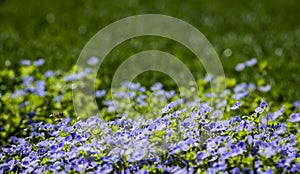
xmin=0 ymin=59 xmax=299 ymax=173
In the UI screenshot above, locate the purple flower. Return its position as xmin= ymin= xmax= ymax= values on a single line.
xmin=72 ymin=157 xmax=89 ymax=172
xmin=33 ymin=58 xmax=45 ymax=66
xmin=269 ymin=105 xmax=284 ymax=120
xmin=49 ymin=130 xmax=60 ymax=136
xmin=212 ymin=110 xmax=223 ymax=119
xmin=255 ymin=101 xmax=268 ymax=113
xmin=81 ymin=132 xmax=90 ymax=141
xmin=261 ymin=146 xmax=277 ymax=158
xmin=21 ymin=59 xmax=31 ymax=66
xmin=260 ymin=169 xmax=274 ymax=174
xmin=232 ymin=91 xmax=248 ymax=100
xmin=288 ymin=113 xmax=300 ymax=123
xmin=178 ymin=141 xmax=189 ymax=151
xmin=231 ymin=167 xmax=241 ymax=174
xmin=34 ymin=80 xmax=46 ymax=96
xmin=95 ymin=90 xmax=106 ymax=98
xmin=10 ymin=136 xmax=19 ymax=144
xmin=196 ymin=152 xmax=207 ymax=161
xmin=230 ymin=116 xmax=242 ymax=124
xmin=64 ymin=135 xmax=73 ymax=142
xmin=87 ymin=56 xmax=99 ymax=66
xmin=245 ymin=58 xmax=257 ymax=67
xmin=49 ymin=144 xmax=58 ymax=152
xmin=150 ymin=82 xmax=163 ymax=91
xmin=97 ymin=163 xmax=113 ymax=173
xmin=44 ymin=70 xmax=54 ymax=77
xmin=22 ymin=76 xmax=34 ymax=86
xmin=260 ymin=101 xmax=268 ymax=108
xmin=108 ymin=105 xmax=117 ymax=113
xmin=293 ymin=101 xmax=300 ymax=108
xmin=12 ymin=90 xmax=26 ymax=98
xmin=248 ymin=83 xmax=256 ymax=90
xmin=104 ymin=100 xmax=115 ymax=106
xmin=165 ymin=90 xmax=175 ymax=99
xmin=37 ymin=148 xmax=47 ymax=156
xmin=258 ymin=85 xmax=271 ymax=92
xmin=26 ymin=111 xmax=36 ymax=118
xmin=237 ymin=140 xmax=246 ymax=150
xmin=235 ymin=63 xmax=245 ymax=71
xmin=128 ymin=146 xmax=147 ymax=162
xmin=231 ymin=101 xmax=242 ymax=110
xmin=291 ymin=164 xmax=300 ymax=173
xmin=204 ymin=74 xmax=213 ymax=82
xmin=211 ymin=160 xmax=227 ymax=171
xmin=255 ymin=107 xmax=263 ymax=113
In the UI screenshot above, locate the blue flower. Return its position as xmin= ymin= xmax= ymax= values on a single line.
xmin=49 ymin=144 xmax=58 ymax=152
xmin=12 ymin=90 xmax=26 ymax=98
xmin=204 ymin=74 xmax=213 ymax=82
xmin=255 ymin=107 xmax=263 ymax=113
xmin=64 ymin=135 xmax=73 ymax=142
xmin=255 ymin=101 xmax=268 ymax=113
xmin=235 ymin=63 xmax=245 ymax=71
xmin=291 ymin=164 xmax=300 ymax=173
xmin=260 ymin=169 xmax=274 ymax=174
xmin=231 ymin=101 xmax=242 ymax=110
xmin=95 ymin=90 xmax=106 ymax=98
xmin=26 ymin=111 xmax=36 ymax=118
xmin=0 ymin=126 xmax=5 ymax=132
xmin=245 ymin=58 xmax=257 ymax=67
xmin=97 ymin=163 xmax=113 ymax=173
xmin=293 ymin=101 xmax=300 ymax=108
xmin=269 ymin=105 xmax=284 ymax=120
xmin=22 ymin=75 xmax=34 ymax=86
xmin=87 ymin=56 xmax=99 ymax=66
xmin=248 ymin=83 xmax=256 ymax=90
xmin=44 ymin=70 xmax=54 ymax=77
xmin=288 ymin=113 xmax=300 ymax=123
xmin=231 ymin=167 xmax=241 ymax=174
xmin=258 ymin=85 xmax=271 ymax=92
xmin=165 ymin=90 xmax=175 ymax=99
xmin=33 ymin=58 xmax=45 ymax=66
xmin=237 ymin=140 xmax=246 ymax=150
xmin=196 ymin=152 xmax=207 ymax=161
xmin=150 ymin=82 xmax=163 ymax=91
xmin=260 ymin=101 xmax=268 ymax=108
xmin=21 ymin=59 xmax=31 ymax=66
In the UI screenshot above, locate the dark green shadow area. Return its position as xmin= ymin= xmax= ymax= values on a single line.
xmin=0 ymin=0 xmax=299 ymax=101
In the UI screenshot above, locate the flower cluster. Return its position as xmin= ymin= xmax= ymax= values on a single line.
xmin=0 ymin=99 xmax=299 ymax=173
xmin=0 ymin=58 xmax=299 ymax=173
xmin=235 ymin=58 xmax=257 ymax=72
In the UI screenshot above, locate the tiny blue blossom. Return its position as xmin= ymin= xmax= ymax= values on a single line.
xmin=95 ymin=90 xmax=106 ymax=98
xmin=87 ymin=56 xmax=99 ymax=66
xmin=245 ymin=58 xmax=257 ymax=67
xmin=33 ymin=58 xmax=45 ymax=66
xmin=235 ymin=63 xmax=245 ymax=71
xmin=288 ymin=113 xmax=300 ymax=123
xmin=21 ymin=59 xmax=31 ymax=66
xmin=258 ymin=85 xmax=271 ymax=92
xmin=231 ymin=101 xmax=242 ymax=110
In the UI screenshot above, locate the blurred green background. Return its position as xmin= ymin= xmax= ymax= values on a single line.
xmin=0 ymin=0 xmax=299 ymax=101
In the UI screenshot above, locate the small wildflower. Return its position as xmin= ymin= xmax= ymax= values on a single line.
xmin=231 ymin=101 xmax=242 ymax=110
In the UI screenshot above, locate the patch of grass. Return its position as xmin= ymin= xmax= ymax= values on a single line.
xmin=0 ymin=0 xmax=299 ymax=100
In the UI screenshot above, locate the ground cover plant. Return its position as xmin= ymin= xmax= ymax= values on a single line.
xmin=0 ymin=0 xmax=300 ymax=173
xmin=0 ymin=59 xmax=299 ymax=173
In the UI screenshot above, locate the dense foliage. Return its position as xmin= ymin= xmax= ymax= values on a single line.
xmin=0 ymin=1 xmax=300 ymax=173
xmin=0 ymin=59 xmax=299 ymax=173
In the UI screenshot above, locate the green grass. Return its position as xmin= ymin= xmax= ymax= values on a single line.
xmin=0 ymin=0 xmax=299 ymax=101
